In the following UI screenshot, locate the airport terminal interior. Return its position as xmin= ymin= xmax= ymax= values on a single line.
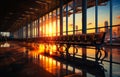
xmin=0 ymin=0 xmax=120 ymax=77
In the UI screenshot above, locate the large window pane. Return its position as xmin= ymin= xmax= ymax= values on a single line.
xmin=68 ymin=1 xmax=73 ymax=35
xmin=75 ymin=0 xmax=82 ymax=34
xmin=112 ymin=0 xmax=120 ymax=43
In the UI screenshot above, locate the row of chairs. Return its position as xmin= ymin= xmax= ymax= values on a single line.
xmin=39 ymin=32 xmax=106 ymax=46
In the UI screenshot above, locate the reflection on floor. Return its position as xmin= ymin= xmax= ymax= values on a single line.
xmin=29 ymin=52 xmax=106 ymax=77
xmin=0 ymin=42 xmax=55 ymax=77
xmin=0 ymin=41 xmax=120 ymax=77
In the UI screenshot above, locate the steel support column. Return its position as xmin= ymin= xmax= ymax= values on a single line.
xmin=95 ymin=0 xmax=98 ymax=33
xmin=82 ymin=0 xmax=87 ymax=62
xmin=95 ymin=0 xmax=99 ymax=64
xmin=110 ymin=0 xmax=113 ymax=77
xmin=66 ymin=3 xmax=69 ymax=61
xmin=82 ymin=0 xmax=87 ymax=34
xmin=66 ymin=3 xmax=68 ymax=36
xmin=73 ymin=0 xmax=75 ymax=35
xmin=60 ymin=0 xmax=63 ymax=36
xmin=110 ymin=0 xmax=113 ymax=45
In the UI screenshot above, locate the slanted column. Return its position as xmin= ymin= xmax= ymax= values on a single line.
xmin=60 ymin=0 xmax=63 ymax=36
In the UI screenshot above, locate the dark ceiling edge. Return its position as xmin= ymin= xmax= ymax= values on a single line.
xmin=13 ymin=0 xmax=73 ymax=33
xmin=28 ymin=0 xmax=72 ymax=23
xmin=41 ymin=0 xmax=72 ymax=18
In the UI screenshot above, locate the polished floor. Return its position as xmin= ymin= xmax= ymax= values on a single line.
xmin=0 ymin=41 xmax=120 ymax=77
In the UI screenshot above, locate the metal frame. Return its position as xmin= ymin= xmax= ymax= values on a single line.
xmin=73 ymin=0 xmax=75 ymax=35
xmin=66 ymin=3 xmax=68 ymax=36
xmin=60 ymin=0 xmax=63 ymax=36
xmin=95 ymin=0 xmax=98 ymax=33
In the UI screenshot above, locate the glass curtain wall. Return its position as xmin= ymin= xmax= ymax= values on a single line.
xmin=32 ymin=22 xmax=35 ymax=38
xmin=63 ymin=5 xmax=67 ymax=35
xmin=87 ymin=1 xmax=95 ymax=33
xmin=35 ymin=20 xmax=38 ymax=38
xmin=19 ymin=0 xmax=120 ymax=45
xmin=57 ymin=8 xmax=60 ymax=36
xmin=112 ymin=0 xmax=120 ymax=42
xmin=98 ymin=0 xmax=110 ymax=42
xmin=46 ymin=14 xmax=49 ymax=36
xmin=36 ymin=9 xmax=59 ymax=37
xmin=39 ymin=18 xmax=41 ymax=37
xmin=53 ymin=10 xmax=56 ymax=36
xmin=68 ymin=1 xmax=73 ymax=35
xmin=36 ymin=20 xmax=38 ymax=38
xmin=43 ymin=16 xmax=45 ymax=37
xmin=44 ymin=16 xmax=46 ymax=37
xmin=40 ymin=17 xmax=43 ymax=37
xmin=49 ymin=12 xmax=52 ymax=36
